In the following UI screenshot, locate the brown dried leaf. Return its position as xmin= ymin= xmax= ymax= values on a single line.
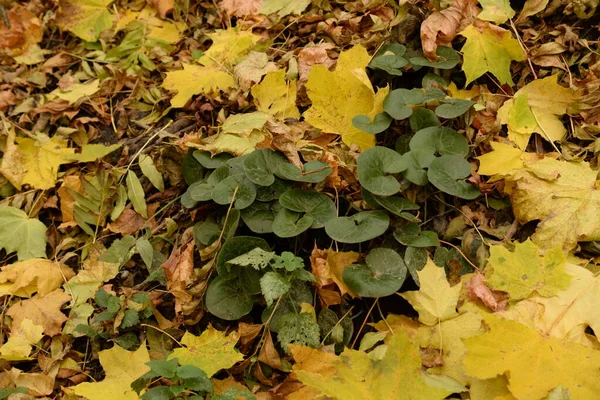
xmin=7 ymin=289 xmax=71 ymax=336
xmin=0 ymin=5 xmax=43 ymax=56
xmin=148 ymin=0 xmax=174 ymax=18
xmin=220 ymin=0 xmax=263 ymax=18
xmin=420 ymin=0 xmax=479 ymax=60
xmin=258 ymin=332 xmax=282 ymax=371
xmin=465 ymin=273 xmax=508 ymax=312
xmin=161 ymin=242 xmax=196 ymax=315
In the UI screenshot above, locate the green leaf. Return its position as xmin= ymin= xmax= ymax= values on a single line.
xmin=409 ymin=126 xmax=469 ymax=157
xmin=279 ymin=189 xmax=336 ymax=228
xmin=111 ymin=184 xmax=128 ymax=221
xmin=243 ymin=149 xmax=287 ymax=186
xmin=427 ymin=155 xmax=481 ymax=199
xmin=0 ymin=206 xmax=48 ymax=260
xmin=435 ymin=99 xmax=476 ymax=119
xmin=240 ymin=202 xmax=277 ymax=233
xmin=273 ymin=208 xmax=313 ymax=238
xmin=188 ymin=181 xmax=214 ymax=202
xmin=222 ymin=112 xmax=269 ymax=135
xmin=393 ymin=223 xmax=440 ymax=247
xmin=138 ymin=155 xmax=164 ymax=192
xmin=402 ymin=150 xmax=435 ymax=186
xmin=273 ymin=252 xmax=305 ymax=271
xmin=141 ymin=386 xmax=173 ymax=400
xmin=409 ymin=108 xmax=440 ymax=131
xmin=120 ymin=309 xmax=140 ymax=329
xmin=99 ymin=235 xmax=136 ymax=265
xmin=260 ymin=271 xmax=291 ymax=306
xmin=404 ymin=246 xmax=428 ymax=285
xmin=260 ymin=0 xmax=311 ymax=16
xmin=325 ymin=211 xmax=390 ymax=244
xmin=409 ymin=46 xmax=460 ymax=69
xmin=368 ymin=44 xmax=409 ymax=76
xmin=255 ymin=177 xmax=293 ymax=201
xmin=370 ymin=193 xmax=419 ymax=218
xmin=275 ymin=161 xmax=332 ymax=183
xmin=357 ymin=147 xmax=407 ymax=196
xmin=277 ymin=312 xmax=321 ymax=354
xmin=193 ymin=221 xmax=221 ymax=247
xmin=352 ymin=113 xmax=392 ymax=134
xmin=136 ymin=238 xmax=154 ymax=269
xmin=182 ymin=150 xmax=205 ymax=185
xmin=177 ymin=365 xmax=212 ymax=392
xmin=217 ymin=236 xmax=271 ymax=279
xmin=193 ymin=151 xmax=232 ymax=169
xmin=205 ymin=276 xmax=254 ymax=320
xmin=227 ymin=247 xmax=275 ymax=270
xmin=383 ymin=89 xmax=425 ymax=120
xmin=212 ymin=175 xmax=257 ymax=209
xmin=343 ymin=248 xmax=408 ymax=297
xmin=126 ymin=171 xmax=147 ymax=218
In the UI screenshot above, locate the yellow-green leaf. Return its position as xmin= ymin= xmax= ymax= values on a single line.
xmin=0 ymin=319 xmax=44 ymax=361
xmin=463 ymin=313 xmax=600 ymax=400
xmin=485 ymin=239 xmax=572 ymax=301
xmin=138 ymin=154 xmax=164 ymax=192
xmin=400 ymin=258 xmax=461 ymax=326
xmin=126 ymin=171 xmax=147 ymax=218
xmin=477 ymin=142 xmax=530 ymax=175
xmin=49 ymin=79 xmax=100 ymax=105
xmin=0 ymin=258 xmax=75 ymax=298
xmin=65 ymin=143 xmax=121 ymax=162
xmin=252 ymin=70 xmax=300 ymax=119
xmin=478 ymin=0 xmax=516 ymax=24
xmin=55 ymin=0 xmax=115 ymax=42
xmin=459 ymin=21 xmax=524 ymax=85
xmin=222 ymin=111 xmax=270 ymax=135
xmin=260 ymin=0 xmax=311 ymax=17
xmin=162 ymin=64 xmax=235 ymax=107
xmin=71 ymin=344 xmax=151 ymax=400
xmin=168 ymin=325 xmax=244 ymax=377
xmin=0 ymin=206 xmax=48 ymax=261
xmin=293 ymin=330 xmax=450 ymax=400
xmin=199 ymin=27 xmax=262 ymax=67
xmin=195 ymin=130 xmax=267 ymax=156
xmin=304 ymin=45 xmax=389 ymax=151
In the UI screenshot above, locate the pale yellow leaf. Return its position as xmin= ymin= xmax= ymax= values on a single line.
xmin=49 ymin=79 xmax=100 ymax=105
xmin=0 ymin=319 xmax=44 ymax=361
xmin=7 ymin=289 xmax=71 ymax=336
xmin=162 ymin=64 xmax=235 ymax=107
xmin=65 ymin=143 xmax=121 ymax=162
xmin=199 ymin=27 xmax=262 ymax=67
xmin=0 ymin=258 xmax=75 ymax=298
xmin=55 ymin=0 xmax=115 ymax=42
xmin=252 ymin=69 xmax=300 ymax=119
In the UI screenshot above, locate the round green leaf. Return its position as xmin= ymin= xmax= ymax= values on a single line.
xmin=182 ymin=150 xmax=204 ymax=185
xmin=403 ymin=150 xmax=435 ymax=186
xmin=409 ymin=108 xmax=440 ymax=132
xmin=207 ymin=165 xmax=231 ymax=186
xmin=383 ymin=89 xmax=425 ymax=120
xmin=188 ymin=182 xmax=213 ymax=202
xmin=409 ymin=46 xmax=460 ymax=69
xmin=435 ymin=99 xmax=476 ymax=119
xmin=409 ymin=126 xmax=469 ymax=157
xmin=279 ymin=189 xmax=336 ymax=228
xmin=205 ymin=276 xmax=254 ymax=320
xmin=216 ymin=236 xmax=271 ymax=279
xmin=275 ymin=161 xmax=332 ymax=183
xmin=240 ymin=202 xmax=277 ymax=234
xmin=352 ymin=113 xmax=392 ymax=134
xmin=422 ymin=73 xmax=448 ymax=89
xmin=427 ymin=155 xmax=481 ymax=200
xmin=357 ymin=147 xmax=407 ymax=196
xmin=404 ymin=246 xmax=428 ymax=286
xmin=393 ymin=223 xmax=440 ymax=247
xmin=212 ymin=175 xmax=257 ymax=209
xmin=371 ymin=193 xmax=419 ymax=218
xmin=255 ymin=178 xmax=293 ymax=201
xmin=243 ymin=149 xmax=287 ymax=186
xmin=193 ymin=221 xmax=220 ymax=247
xmin=273 ymin=208 xmax=313 ymax=238
xmin=343 ymin=248 xmax=407 ymax=297
xmin=193 ymin=150 xmax=232 ymax=169
xmin=325 ymin=211 xmax=390 ymax=243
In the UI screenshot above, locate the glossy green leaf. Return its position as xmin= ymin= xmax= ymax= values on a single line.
xmin=357 ymin=147 xmax=407 ymax=196
xmin=343 ymin=248 xmax=407 ymax=297
xmin=393 ymin=223 xmax=440 ymax=247
xmin=409 ymin=108 xmax=440 ymax=132
xmin=409 ymin=126 xmax=469 ymax=157
xmin=427 ymin=155 xmax=481 ymax=199
xmin=279 ymin=189 xmax=336 ymax=228
xmin=435 ymin=99 xmax=476 ymax=119
xmin=212 ymin=175 xmax=257 ymax=209
xmin=205 ymin=276 xmax=254 ymax=320
xmin=325 ymin=211 xmax=390 ymax=243
xmin=273 ymin=208 xmax=313 ymax=238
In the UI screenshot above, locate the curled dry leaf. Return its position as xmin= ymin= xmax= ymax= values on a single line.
xmin=7 ymin=289 xmax=71 ymax=336
xmin=420 ymin=0 xmax=479 ymax=60
xmin=465 ymin=273 xmax=508 ymax=311
xmin=0 ymin=5 xmax=43 ymax=56
xmin=220 ymin=0 xmax=263 ymax=18
xmin=161 ymin=241 xmax=197 ymax=316
xmin=148 ymin=0 xmax=174 ymax=18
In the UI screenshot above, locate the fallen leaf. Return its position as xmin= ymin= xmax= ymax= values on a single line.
xmin=138 ymin=154 xmax=164 ymax=191
xmin=71 ymin=343 xmax=150 ymax=400
xmin=162 ymin=64 xmax=235 ymax=107
xmin=199 ymin=27 xmax=262 ymax=67
xmin=0 ymin=5 xmax=43 ymax=57
xmin=65 ymin=143 xmax=121 ymax=162
xmin=463 ymin=312 xmax=600 ymax=399
xmin=293 ymin=330 xmax=450 ymax=400
xmin=516 ymin=0 xmax=550 ymax=22
xmin=7 ymin=289 xmax=71 ymax=336
xmin=476 ymin=141 xmax=532 ymax=175
xmin=459 ymin=20 xmax=524 ymax=85
xmin=400 ymin=258 xmax=461 ymax=326
xmin=252 ymin=69 xmax=301 ymax=119
xmin=55 ymin=0 xmax=115 ymax=42
xmin=64 ymin=246 xmax=119 ymax=305
xmin=420 ymin=0 xmax=479 ymax=60
xmin=0 ymin=319 xmax=44 ymax=361
xmin=195 ymin=129 xmax=268 ymax=156
xmin=478 ymin=0 xmax=516 ymax=24
xmin=220 ymin=0 xmax=262 ymax=17
xmin=465 ymin=273 xmax=508 ymax=311
xmin=485 ymin=239 xmax=571 ymax=301
xmin=107 ymin=208 xmax=146 ymax=235
xmin=260 ymin=0 xmax=311 ymax=17
xmin=234 ymin=51 xmax=278 ymax=91
xmin=304 ymin=45 xmax=389 ymax=151
xmin=49 ymin=79 xmax=100 ymax=105
xmin=0 ymin=258 xmax=75 ymax=298
xmin=126 ymin=171 xmax=148 ymax=218
xmin=148 ymin=0 xmax=174 ymax=18
xmin=0 ymin=206 xmax=48 ymax=261
xmin=162 ymin=242 xmax=195 ymax=315
xmin=168 ymin=325 xmax=244 ymax=377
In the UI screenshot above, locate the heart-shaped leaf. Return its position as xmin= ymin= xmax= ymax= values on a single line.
xmin=343 ymin=248 xmax=408 ymax=297
xmin=188 ymin=182 xmax=213 ymax=202
xmin=357 ymin=147 xmax=407 ymax=196
xmin=273 ymin=208 xmax=313 ymax=238
xmin=402 ymin=150 xmax=435 ymax=186
xmin=216 ymin=236 xmax=271 ymax=279
xmin=409 ymin=46 xmax=460 ymax=69
xmin=240 ymin=202 xmax=278 ymax=234
xmin=193 ymin=150 xmax=232 ymax=169
xmin=352 ymin=113 xmax=392 ymax=134
xmin=243 ymin=149 xmax=287 ymax=186
xmin=275 ymin=161 xmax=332 ymax=183
xmin=427 ymin=155 xmax=480 ymax=200
xmin=369 ymin=44 xmax=408 ymax=76
xmin=371 ymin=193 xmax=419 ymax=219
xmin=205 ymin=276 xmax=254 ymax=320
xmin=409 ymin=126 xmax=469 ymax=157
xmin=212 ymin=175 xmax=257 ymax=209
xmin=394 ymin=223 xmax=440 ymax=247
xmin=435 ymin=99 xmax=476 ymax=119
xmin=255 ymin=178 xmax=293 ymax=201
xmin=383 ymin=89 xmax=425 ymax=120
xmin=279 ymin=189 xmax=336 ymax=228
xmin=404 ymin=246 xmax=428 ymax=286
xmin=325 ymin=211 xmax=390 ymax=243
xmin=409 ymin=108 xmax=440 ymax=131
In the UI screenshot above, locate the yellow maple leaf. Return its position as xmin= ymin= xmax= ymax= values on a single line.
xmin=497 ymin=75 xmax=578 ymax=149
xmin=459 ymin=21 xmax=524 ymax=85
xmin=115 ymin=7 xmax=186 ymax=43
xmin=71 ymin=343 xmax=150 ymax=400
xmin=49 ymin=79 xmax=100 ymax=105
xmin=485 ymin=240 xmax=572 ymax=301
xmin=162 ymin=63 xmax=235 ymax=107
xmin=504 ymin=157 xmax=600 ymax=251
xmin=304 ymin=45 xmax=389 ymax=151
xmin=168 ymin=325 xmax=244 ymax=377
xmin=477 ymin=0 xmax=516 ymax=24
xmin=0 ymin=258 xmax=75 ymax=298
xmin=55 ymin=0 xmax=115 ymax=42
xmin=463 ymin=313 xmax=600 ymax=399
xmin=63 ymin=248 xmax=119 ymax=305
xmin=0 ymin=319 xmax=44 ymax=361
xmin=252 ymin=70 xmax=300 ymax=119
xmin=476 ymin=141 xmax=545 ymax=175
xmin=199 ymin=27 xmax=262 ymax=67
xmin=7 ymin=289 xmax=71 ymax=336
xmin=292 ymin=330 xmax=450 ymax=400
xmin=400 ymin=258 xmax=461 ymax=326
